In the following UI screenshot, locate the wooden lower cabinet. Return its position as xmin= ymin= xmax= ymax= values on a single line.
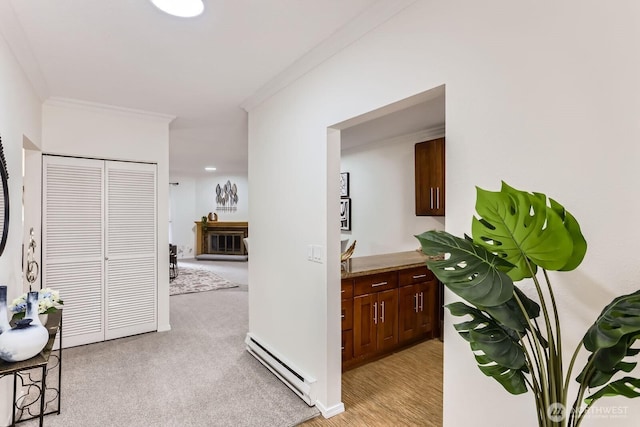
xmin=353 ymin=289 xmax=398 ymax=358
xmin=398 ymin=281 xmax=436 ymax=343
xmin=343 ymin=265 xmax=437 ymax=370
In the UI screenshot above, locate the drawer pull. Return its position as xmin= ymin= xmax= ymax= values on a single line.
xmin=412 ymin=274 xmax=427 ymax=279
xmin=341 ymin=314 xmax=345 ymax=319
xmin=371 ymin=281 xmax=388 ymax=287
xmin=341 ymin=289 xmax=345 ymax=293
xmin=341 ymin=346 xmax=345 ymax=351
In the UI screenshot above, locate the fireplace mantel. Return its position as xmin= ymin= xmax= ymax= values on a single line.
xmin=194 ymin=221 xmax=248 ymax=257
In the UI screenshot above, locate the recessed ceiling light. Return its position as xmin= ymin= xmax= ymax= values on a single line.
xmin=205 ymin=167 xmax=217 ymax=171
xmin=150 ymin=0 xmax=204 ymax=18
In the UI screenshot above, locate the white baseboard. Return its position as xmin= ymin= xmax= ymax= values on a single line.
xmin=315 ymin=400 xmax=345 ymax=418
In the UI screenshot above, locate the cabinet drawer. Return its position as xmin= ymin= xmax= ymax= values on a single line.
xmin=354 ymin=272 xmax=398 ymax=296
xmin=341 ymin=299 xmax=353 ymax=331
xmin=399 ymin=266 xmax=433 ymax=286
xmin=341 ymin=279 xmax=353 ymax=299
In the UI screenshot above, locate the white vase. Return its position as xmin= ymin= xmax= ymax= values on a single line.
xmin=0 ymin=291 xmax=49 ymax=362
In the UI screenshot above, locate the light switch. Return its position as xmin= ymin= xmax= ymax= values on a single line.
xmin=312 ymin=245 xmax=323 ymax=263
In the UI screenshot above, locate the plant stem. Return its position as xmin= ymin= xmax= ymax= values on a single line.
xmin=563 ymin=342 xmax=583 ymax=408
xmin=543 ymin=269 xmax=564 ymax=397
xmin=514 ymin=291 xmax=550 ymax=426
xmin=524 ymin=259 xmax=559 ymax=425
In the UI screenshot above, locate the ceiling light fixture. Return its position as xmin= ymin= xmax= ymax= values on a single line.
xmin=205 ymin=167 xmax=217 ymax=171
xmin=150 ymin=0 xmax=204 ymax=18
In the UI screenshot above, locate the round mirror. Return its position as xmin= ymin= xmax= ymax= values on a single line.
xmin=0 ymin=136 xmax=9 ymax=257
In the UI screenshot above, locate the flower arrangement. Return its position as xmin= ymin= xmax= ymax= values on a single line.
xmin=9 ymin=288 xmax=63 ymax=320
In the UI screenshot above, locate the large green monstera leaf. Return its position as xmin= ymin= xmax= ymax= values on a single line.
xmin=448 ymin=302 xmax=529 ymax=395
xmin=577 ymin=290 xmax=640 ymax=389
xmin=415 ymin=230 xmax=514 ymax=307
xmin=471 ymin=182 xmax=587 ymax=281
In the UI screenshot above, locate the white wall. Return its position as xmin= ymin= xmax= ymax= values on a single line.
xmin=195 ymin=174 xmax=249 ymax=222
xmin=247 ymin=1 xmax=640 ymax=424
xmin=168 ymin=173 xmax=248 ymax=259
xmin=42 ymin=99 xmax=173 ymax=332
xmin=341 ymin=130 xmax=445 ymax=257
xmin=0 ymin=25 xmax=42 ymax=426
xmin=169 ymin=176 xmax=196 ymax=259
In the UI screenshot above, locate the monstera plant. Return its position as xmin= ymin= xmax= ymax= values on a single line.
xmin=416 ymin=182 xmax=640 ymax=427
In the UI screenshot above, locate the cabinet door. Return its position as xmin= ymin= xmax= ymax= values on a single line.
xmin=416 ymin=281 xmax=436 ymax=337
xmin=342 ymin=329 xmax=353 ymax=362
xmin=353 ymin=294 xmax=377 ymax=358
xmin=415 ymin=137 xmax=445 ymax=216
xmin=398 ymin=284 xmax=419 ymax=343
xmin=376 ymin=289 xmax=398 ymax=353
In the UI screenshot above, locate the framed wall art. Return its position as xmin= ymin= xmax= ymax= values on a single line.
xmin=340 ymin=198 xmax=351 ymax=231
xmin=339 ymin=172 xmax=349 ymax=197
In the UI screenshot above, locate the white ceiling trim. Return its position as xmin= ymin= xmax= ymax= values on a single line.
xmin=341 ymin=125 xmax=445 ymax=154
xmin=240 ymin=0 xmax=418 ymax=112
xmin=45 ymin=97 xmax=176 ymax=123
xmin=0 ymin=1 xmax=49 ymax=100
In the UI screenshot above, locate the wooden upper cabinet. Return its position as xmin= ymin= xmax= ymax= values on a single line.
xmin=415 ymin=137 xmax=445 ymax=216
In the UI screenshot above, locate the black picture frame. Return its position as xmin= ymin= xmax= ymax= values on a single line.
xmin=340 ymin=172 xmax=349 ymax=197
xmin=0 ymin=136 xmax=8 ymax=258
xmin=340 ymin=198 xmax=351 ymax=231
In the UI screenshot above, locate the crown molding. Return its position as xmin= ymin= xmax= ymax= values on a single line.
xmin=240 ymin=0 xmax=418 ymax=112
xmin=341 ymin=125 xmax=445 ymax=154
xmin=44 ymin=97 xmax=176 ymax=123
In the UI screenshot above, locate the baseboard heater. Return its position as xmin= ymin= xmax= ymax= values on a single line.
xmin=245 ymin=333 xmax=317 ymax=406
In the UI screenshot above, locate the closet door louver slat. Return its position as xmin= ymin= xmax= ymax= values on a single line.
xmin=43 ymin=157 xmax=105 ymax=348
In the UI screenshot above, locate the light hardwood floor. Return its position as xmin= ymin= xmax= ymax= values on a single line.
xmin=301 ymin=339 xmax=443 ymax=427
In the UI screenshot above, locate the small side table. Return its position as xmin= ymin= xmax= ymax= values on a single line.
xmin=0 ymin=311 xmax=62 ymax=426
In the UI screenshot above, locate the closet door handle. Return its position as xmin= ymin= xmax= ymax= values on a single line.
xmin=381 ymin=301 xmax=385 ymax=323
xmin=430 ymin=187 xmax=434 ymax=209
xmin=414 ymin=293 xmax=419 ymax=313
xmin=436 ymin=187 xmax=440 ymax=210
xmin=420 ymin=292 xmax=424 ymax=312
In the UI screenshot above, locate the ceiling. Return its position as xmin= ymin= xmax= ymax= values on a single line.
xmin=1 ymin=0 xmax=423 ymax=176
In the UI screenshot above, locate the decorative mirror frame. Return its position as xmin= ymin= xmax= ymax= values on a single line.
xmin=0 ymin=136 xmax=9 ymax=257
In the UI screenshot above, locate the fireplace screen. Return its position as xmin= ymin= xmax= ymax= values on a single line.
xmin=208 ymin=231 xmax=245 ymax=255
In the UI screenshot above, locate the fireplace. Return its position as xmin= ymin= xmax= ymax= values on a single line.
xmin=194 ymin=221 xmax=248 ymax=260
xmin=208 ymin=231 xmax=245 ymax=255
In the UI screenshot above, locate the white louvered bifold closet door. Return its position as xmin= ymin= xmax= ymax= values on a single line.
xmin=104 ymin=161 xmax=157 ymax=340
xmin=43 ymin=156 xmax=105 ymax=348
xmin=43 ymin=156 xmax=158 ymax=348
